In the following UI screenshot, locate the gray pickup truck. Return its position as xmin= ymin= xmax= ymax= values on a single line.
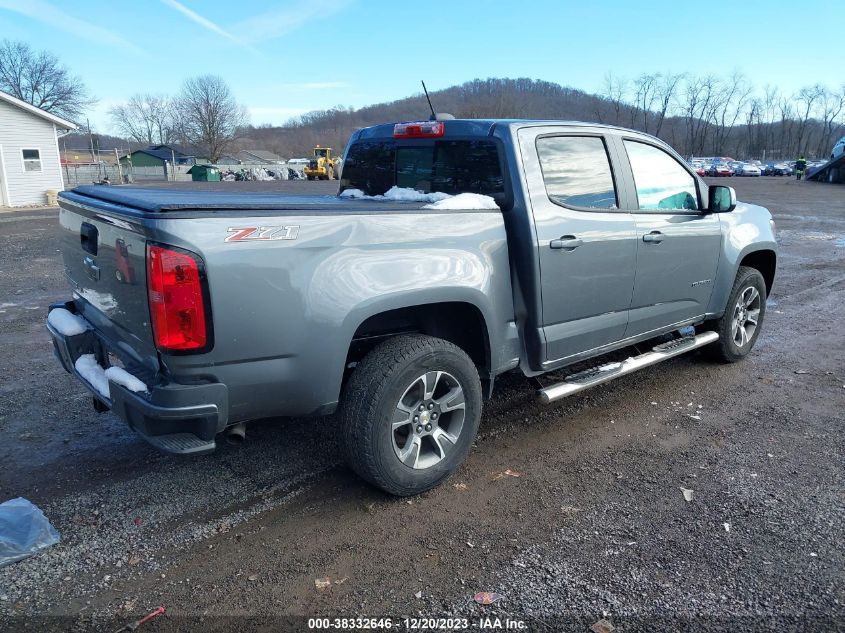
xmin=47 ymin=118 xmax=776 ymax=495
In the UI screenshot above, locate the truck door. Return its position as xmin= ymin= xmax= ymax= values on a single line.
xmin=613 ymin=138 xmax=722 ymax=337
xmin=517 ymin=127 xmax=638 ymax=364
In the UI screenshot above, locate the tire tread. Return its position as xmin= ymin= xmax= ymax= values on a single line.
xmin=703 ymin=266 xmax=766 ymax=362
xmin=340 ymin=334 xmax=479 ymax=496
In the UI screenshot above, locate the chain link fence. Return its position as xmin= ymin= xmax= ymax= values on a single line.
xmin=61 ymin=161 xmax=306 ymax=188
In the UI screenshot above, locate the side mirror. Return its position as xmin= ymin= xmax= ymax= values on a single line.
xmin=708 ymin=185 xmax=737 ymax=212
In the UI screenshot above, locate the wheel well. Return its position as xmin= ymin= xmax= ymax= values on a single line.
xmin=739 ymin=250 xmax=776 ymax=296
xmin=346 ymin=302 xmax=490 ymax=372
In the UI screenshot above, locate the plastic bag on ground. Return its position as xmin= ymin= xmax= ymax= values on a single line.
xmin=0 ymin=498 xmax=60 ymax=567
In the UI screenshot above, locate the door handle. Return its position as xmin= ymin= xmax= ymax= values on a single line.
xmin=642 ymin=231 xmax=664 ymax=244
xmin=550 ymin=236 xmax=583 ymax=250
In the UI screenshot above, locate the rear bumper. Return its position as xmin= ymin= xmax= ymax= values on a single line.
xmin=47 ymin=302 xmax=228 ymax=454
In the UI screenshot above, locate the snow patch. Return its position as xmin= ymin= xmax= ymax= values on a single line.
xmin=339 ymin=186 xmax=452 ymax=204
xmin=74 ymin=354 xmax=110 ymax=398
xmin=422 ymin=193 xmax=499 ymax=210
xmin=47 ymin=308 xmax=89 ymax=336
xmin=383 ymin=187 xmax=451 ymax=203
xmin=80 ymin=289 xmax=118 ymax=311
xmin=74 ymin=355 xmax=149 ymax=397
xmin=104 ymin=366 xmax=148 ymax=394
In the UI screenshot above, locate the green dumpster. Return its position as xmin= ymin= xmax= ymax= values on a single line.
xmin=187 ymin=165 xmax=221 ymax=182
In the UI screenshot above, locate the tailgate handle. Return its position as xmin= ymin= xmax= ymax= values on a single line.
xmin=84 ymin=256 xmax=100 ymax=281
xmin=80 ymin=222 xmax=99 ymax=255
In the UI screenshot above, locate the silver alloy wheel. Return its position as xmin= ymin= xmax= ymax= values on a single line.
xmin=392 ymin=370 xmax=466 ymax=470
xmin=731 ymin=285 xmax=761 ymax=348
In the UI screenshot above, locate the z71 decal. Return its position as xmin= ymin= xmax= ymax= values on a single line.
xmin=225 ymin=226 xmax=300 ymax=242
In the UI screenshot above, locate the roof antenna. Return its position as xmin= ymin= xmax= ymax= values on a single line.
xmin=421 ymin=80 xmax=436 ymax=121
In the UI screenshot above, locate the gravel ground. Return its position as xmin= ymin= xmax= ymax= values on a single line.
xmin=0 ymin=177 xmax=842 ymax=632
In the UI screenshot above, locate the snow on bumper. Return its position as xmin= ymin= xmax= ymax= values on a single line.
xmin=46 ymin=303 xmax=229 ymax=451
xmin=74 ymin=354 xmax=148 ymax=400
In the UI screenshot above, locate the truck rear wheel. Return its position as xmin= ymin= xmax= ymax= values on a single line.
xmin=703 ymin=266 xmax=767 ymax=363
xmin=340 ymin=334 xmax=482 ymax=496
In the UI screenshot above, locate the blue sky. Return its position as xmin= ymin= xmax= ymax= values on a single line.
xmin=1 ymin=0 xmax=843 ymax=133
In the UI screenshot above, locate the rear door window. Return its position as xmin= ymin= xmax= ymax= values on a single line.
xmin=535 ymin=136 xmax=618 ymax=210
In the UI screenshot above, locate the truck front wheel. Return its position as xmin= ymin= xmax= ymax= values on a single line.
xmin=340 ymin=334 xmax=482 ymax=496
xmin=703 ymin=266 xmax=767 ymax=362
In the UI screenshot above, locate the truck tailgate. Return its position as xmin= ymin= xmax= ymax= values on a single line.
xmin=58 ymin=201 xmax=159 ymax=372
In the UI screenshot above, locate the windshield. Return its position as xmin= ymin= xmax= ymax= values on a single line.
xmin=340 ymin=139 xmax=505 ymax=199
xmin=314 ymin=148 xmax=329 ymax=158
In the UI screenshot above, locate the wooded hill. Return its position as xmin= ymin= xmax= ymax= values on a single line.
xmin=238 ymin=77 xmax=844 ymax=162
xmin=238 ymin=78 xmax=629 ymax=159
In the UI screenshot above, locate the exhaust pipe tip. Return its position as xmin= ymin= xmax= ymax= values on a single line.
xmin=225 ymin=422 xmax=246 ymax=446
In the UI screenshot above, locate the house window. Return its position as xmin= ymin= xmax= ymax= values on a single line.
xmin=22 ymin=149 xmax=42 ymax=172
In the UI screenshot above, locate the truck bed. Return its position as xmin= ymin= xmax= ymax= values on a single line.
xmin=62 ymin=185 xmax=441 ymax=214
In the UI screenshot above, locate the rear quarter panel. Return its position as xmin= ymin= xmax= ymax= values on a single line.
xmin=157 ymin=210 xmax=518 ymax=421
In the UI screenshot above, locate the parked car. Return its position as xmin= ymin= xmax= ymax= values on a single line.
xmin=766 ymin=162 xmax=793 ymax=176
xmin=47 ymin=118 xmax=777 ymax=496
xmin=831 ymin=136 xmax=845 ymax=161
xmin=695 ymin=165 xmax=706 ymax=177
xmin=736 ymin=163 xmax=761 ymax=176
xmin=708 ymin=163 xmax=733 ymax=177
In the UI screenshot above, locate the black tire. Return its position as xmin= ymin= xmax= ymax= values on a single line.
xmin=340 ymin=334 xmax=482 ymax=496
xmin=703 ymin=266 xmax=767 ymax=363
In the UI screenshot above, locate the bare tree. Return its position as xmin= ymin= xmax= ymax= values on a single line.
xmin=633 ymin=73 xmax=659 ymax=133
xmin=815 ymin=86 xmax=845 ymax=158
xmin=760 ymin=85 xmax=780 ymax=157
xmin=793 ymin=85 xmax=824 ymax=156
xmin=0 ymin=40 xmax=93 ymax=121
xmin=777 ymin=96 xmax=796 ymax=158
xmin=653 ymin=73 xmax=684 ymax=138
xmin=601 ymin=72 xmax=627 ymax=126
xmin=109 ymin=94 xmax=176 ymax=145
xmin=744 ymin=97 xmax=765 ymax=158
xmin=712 ymin=72 xmax=753 ymax=155
xmin=175 ymin=75 xmax=247 ymax=162
xmin=682 ymin=74 xmax=719 ymax=156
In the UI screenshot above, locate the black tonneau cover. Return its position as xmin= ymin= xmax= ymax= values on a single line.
xmin=62 ymin=185 xmax=437 ymax=214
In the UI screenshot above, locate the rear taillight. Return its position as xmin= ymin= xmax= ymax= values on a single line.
xmin=146 ymin=244 xmax=211 ymax=353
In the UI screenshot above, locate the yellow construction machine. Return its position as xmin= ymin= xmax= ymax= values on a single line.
xmin=303 ymin=146 xmax=341 ymax=180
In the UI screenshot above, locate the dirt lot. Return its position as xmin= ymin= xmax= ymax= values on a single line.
xmin=0 ymin=178 xmax=843 ymax=632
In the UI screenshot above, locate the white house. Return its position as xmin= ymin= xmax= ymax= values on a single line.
xmin=0 ymin=90 xmax=77 ymax=207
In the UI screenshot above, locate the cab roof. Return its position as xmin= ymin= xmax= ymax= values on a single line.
xmin=354 ymin=118 xmax=646 ymax=141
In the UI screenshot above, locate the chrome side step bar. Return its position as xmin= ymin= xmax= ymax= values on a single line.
xmin=537 ymin=331 xmax=719 ymax=404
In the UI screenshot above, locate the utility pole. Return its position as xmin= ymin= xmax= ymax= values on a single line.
xmin=115 ymin=148 xmax=123 ymax=183
xmin=62 ymin=135 xmax=70 ymax=187
xmin=87 ymin=118 xmax=97 ymax=179
xmin=171 ymin=149 xmax=177 ymax=182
